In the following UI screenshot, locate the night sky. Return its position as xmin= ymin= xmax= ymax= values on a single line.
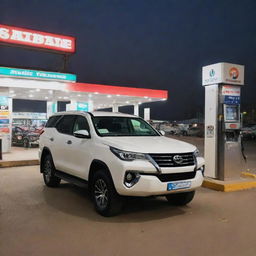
xmin=1 ymin=0 xmax=256 ymax=120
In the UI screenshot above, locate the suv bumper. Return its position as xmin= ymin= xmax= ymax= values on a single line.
xmin=116 ymin=170 xmax=204 ymax=197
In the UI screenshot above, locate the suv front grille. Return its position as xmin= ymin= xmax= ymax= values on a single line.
xmin=149 ymin=152 xmax=195 ymax=168
xmin=140 ymin=171 xmax=196 ymax=182
xmin=155 ymin=171 xmax=196 ymax=182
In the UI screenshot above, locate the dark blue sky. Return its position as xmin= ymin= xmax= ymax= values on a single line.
xmin=1 ymin=0 xmax=256 ymax=120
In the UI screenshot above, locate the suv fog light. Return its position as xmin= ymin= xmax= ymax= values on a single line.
xmin=197 ymin=165 xmax=205 ymax=176
xmin=124 ymin=171 xmax=140 ymax=188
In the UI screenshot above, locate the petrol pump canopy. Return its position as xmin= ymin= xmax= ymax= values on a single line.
xmin=0 ymin=24 xmax=76 ymax=54
xmin=0 ymin=67 xmax=168 ymax=109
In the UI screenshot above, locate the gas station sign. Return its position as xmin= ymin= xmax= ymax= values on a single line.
xmin=224 ymin=96 xmax=240 ymax=105
xmin=0 ymin=24 xmax=75 ymax=53
xmin=0 ymin=67 xmax=76 ymax=82
xmin=203 ymin=62 xmax=244 ymax=181
xmin=221 ymin=85 xmax=241 ymax=96
xmin=202 ymin=63 xmax=244 ymax=86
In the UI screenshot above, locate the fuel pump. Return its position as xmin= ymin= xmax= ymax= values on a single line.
xmin=202 ymin=63 xmax=245 ymax=181
xmin=217 ymin=95 xmax=246 ymax=180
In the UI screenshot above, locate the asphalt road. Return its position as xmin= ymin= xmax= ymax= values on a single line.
xmin=1 ymin=166 xmax=256 ymax=256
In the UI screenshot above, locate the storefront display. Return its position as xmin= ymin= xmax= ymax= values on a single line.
xmin=12 ymin=112 xmax=47 ymax=148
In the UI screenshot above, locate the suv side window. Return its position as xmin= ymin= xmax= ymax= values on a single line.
xmin=56 ymin=115 xmax=76 ymax=135
xmin=73 ymin=116 xmax=90 ymax=133
xmin=46 ymin=115 xmax=62 ymax=128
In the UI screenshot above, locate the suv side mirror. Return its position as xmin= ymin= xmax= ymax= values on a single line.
xmin=159 ymin=130 xmax=165 ymax=136
xmin=74 ymin=130 xmax=90 ymax=139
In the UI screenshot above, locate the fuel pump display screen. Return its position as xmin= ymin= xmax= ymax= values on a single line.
xmin=225 ymin=105 xmax=239 ymax=121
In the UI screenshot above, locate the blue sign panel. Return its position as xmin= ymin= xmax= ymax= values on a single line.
xmin=0 ymin=119 xmax=9 ymax=124
xmin=77 ymin=102 xmax=89 ymax=111
xmin=0 ymin=67 xmax=76 ymax=82
xmin=224 ymin=96 xmax=240 ymax=105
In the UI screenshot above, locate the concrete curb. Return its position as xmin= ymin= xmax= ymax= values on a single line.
xmin=0 ymin=159 xmax=39 ymax=168
xmin=203 ymin=178 xmax=256 ymax=192
xmin=241 ymin=172 xmax=256 ymax=179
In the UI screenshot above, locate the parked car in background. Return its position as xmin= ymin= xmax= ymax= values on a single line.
xmin=241 ymin=125 xmax=256 ymax=140
xmin=178 ymin=124 xmax=190 ymax=136
xmin=186 ymin=127 xmax=204 ymax=137
xmin=12 ymin=126 xmax=40 ymax=148
xmin=159 ymin=123 xmax=181 ymax=135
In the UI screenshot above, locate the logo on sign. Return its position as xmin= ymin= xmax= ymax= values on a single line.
xmin=229 ymin=67 xmax=239 ymax=79
xmin=209 ymin=69 xmax=215 ymax=77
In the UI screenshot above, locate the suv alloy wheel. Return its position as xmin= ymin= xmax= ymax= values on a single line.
xmin=91 ymin=170 xmax=123 ymax=217
xmin=42 ymin=154 xmax=61 ymax=187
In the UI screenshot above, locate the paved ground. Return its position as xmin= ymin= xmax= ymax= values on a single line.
xmin=1 ymin=146 xmax=38 ymax=161
xmin=1 ymin=166 xmax=256 ymax=256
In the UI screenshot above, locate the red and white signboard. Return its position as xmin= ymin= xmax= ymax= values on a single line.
xmin=0 ymin=24 xmax=75 ymax=53
xmin=221 ymin=85 xmax=241 ymax=96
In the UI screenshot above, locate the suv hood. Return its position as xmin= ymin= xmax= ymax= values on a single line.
xmin=101 ymin=136 xmax=196 ymax=154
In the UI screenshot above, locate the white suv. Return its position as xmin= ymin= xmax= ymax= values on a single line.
xmin=39 ymin=111 xmax=204 ymax=216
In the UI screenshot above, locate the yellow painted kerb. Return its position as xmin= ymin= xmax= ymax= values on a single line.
xmin=241 ymin=172 xmax=256 ymax=179
xmin=203 ymin=179 xmax=256 ymax=192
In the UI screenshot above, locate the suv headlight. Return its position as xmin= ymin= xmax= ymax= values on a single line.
xmin=194 ymin=149 xmax=200 ymax=157
xmin=110 ymin=146 xmax=147 ymax=161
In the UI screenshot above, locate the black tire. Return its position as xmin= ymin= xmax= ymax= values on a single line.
xmin=23 ymin=138 xmax=30 ymax=148
xmin=166 ymin=191 xmax=195 ymax=206
xmin=91 ymin=170 xmax=123 ymax=217
xmin=42 ymin=154 xmax=61 ymax=187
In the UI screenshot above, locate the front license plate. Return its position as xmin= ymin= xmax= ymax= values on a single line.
xmin=167 ymin=181 xmax=191 ymax=191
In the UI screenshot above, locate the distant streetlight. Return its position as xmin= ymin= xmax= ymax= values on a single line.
xmin=241 ymin=111 xmax=247 ymax=128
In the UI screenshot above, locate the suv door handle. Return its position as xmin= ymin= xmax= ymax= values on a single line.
xmin=66 ymin=140 xmax=72 ymax=145
xmin=50 ymin=137 xmax=54 ymax=142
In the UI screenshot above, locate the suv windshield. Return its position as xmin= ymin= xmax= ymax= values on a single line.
xmin=92 ymin=116 xmax=159 ymax=137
